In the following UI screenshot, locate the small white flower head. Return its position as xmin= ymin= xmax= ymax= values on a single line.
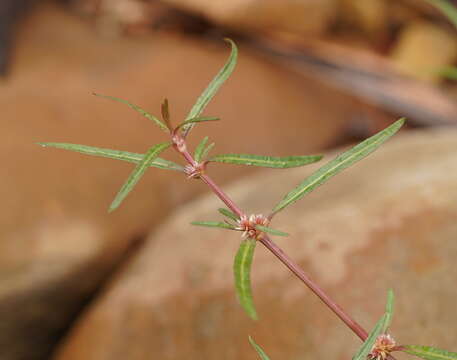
xmin=368 ymin=334 xmax=396 ymax=360
xmin=172 ymin=134 xmax=187 ymax=153
xmin=183 ymin=163 xmax=205 ymax=179
xmin=236 ymin=214 xmax=269 ymax=240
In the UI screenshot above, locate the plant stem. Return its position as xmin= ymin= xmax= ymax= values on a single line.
xmin=174 ymin=133 xmax=368 ymax=341
xmin=260 ymin=235 xmax=368 ymax=341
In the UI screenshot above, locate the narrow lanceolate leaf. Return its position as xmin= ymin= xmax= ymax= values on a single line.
xmin=190 ymin=221 xmax=236 ymax=230
xmin=255 ymin=225 xmax=289 ymax=237
xmin=234 ymin=238 xmax=258 ymax=320
xmin=209 ymin=154 xmax=323 ymax=168
xmin=352 ymin=314 xmax=387 ymax=360
xmin=182 ymin=39 xmax=238 ymax=136
xmin=272 ymin=118 xmax=405 ymax=214
xmin=109 ymin=142 xmax=171 ymax=212
xmin=424 ymin=0 xmax=457 ymax=29
xmin=93 ymin=93 xmax=169 ymax=133
xmin=201 ymin=142 xmax=215 ymax=161
xmin=194 ymin=136 xmax=209 ymax=163
xmin=175 ymin=116 xmax=220 ymax=131
xmin=382 ymin=289 xmax=395 ymax=333
xmin=218 ymin=208 xmax=239 ymax=221
xmin=37 ymin=142 xmax=184 ymax=171
xmin=249 ymin=336 xmax=271 ymax=360
xmin=404 ymin=346 xmax=457 ymax=360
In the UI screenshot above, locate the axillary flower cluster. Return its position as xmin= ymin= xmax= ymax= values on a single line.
xmin=236 ymin=214 xmax=269 ymax=240
xmin=369 ymin=334 xmax=397 ymax=360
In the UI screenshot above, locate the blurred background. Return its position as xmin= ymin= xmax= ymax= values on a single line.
xmin=1 ymin=0 xmax=457 ymax=359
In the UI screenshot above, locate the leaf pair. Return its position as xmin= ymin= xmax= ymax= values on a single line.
xmin=40 ymin=40 xmax=238 ymax=211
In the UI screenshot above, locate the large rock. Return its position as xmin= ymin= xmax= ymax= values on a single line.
xmin=54 ymin=128 xmax=457 ymax=360
xmin=0 ymin=2 xmax=355 ymax=359
xmin=160 ymin=0 xmax=337 ymax=36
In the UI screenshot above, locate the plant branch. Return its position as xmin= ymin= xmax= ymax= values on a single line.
xmin=260 ymin=235 xmax=368 ymax=341
xmin=173 ymin=133 xmax=369 ymax=341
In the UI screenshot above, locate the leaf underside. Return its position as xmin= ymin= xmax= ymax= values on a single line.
xmin=182 ymin=39 xmax=238 ymax=136
xmin=109 ymin=142 xmax=172 ymax=212
xmin=37 ymin=142 xmax=183 ymax=171
xmin=404 ymin=346 xmax=457 ymax=360
xmin=209 ymin=154 xmax=323 ymax=168
xmin=272 ymin=118 xmax=405 ymax=214
xmin=249 ymin=336 xmax=271 ymax=360
xmin=234 ymin=238 xmax=258 ymax=320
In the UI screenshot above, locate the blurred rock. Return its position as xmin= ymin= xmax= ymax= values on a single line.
xmin=339 ymin=0 xmax=388 ymax=35
xmin=160 ymin=0 xmax=337 ymax=36
xmin=390 ymin=21 xmax=457 ymax=83
xmin=54 ymin=128 xmax=457 ymax=360
xmin=0 ymin=1 xmax=356 ymax=359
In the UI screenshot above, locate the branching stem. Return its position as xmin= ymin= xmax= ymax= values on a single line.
xmin=174 ymin=132 xmax=368 ymax=341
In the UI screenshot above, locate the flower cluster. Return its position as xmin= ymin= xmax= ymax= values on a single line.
xmin=368 ymin=334 xmax=397 ymax=360
xmin=236 ymin=214 xmax=269 ymax=240
xmin=183 ymin=163 xmax=205 ymax=179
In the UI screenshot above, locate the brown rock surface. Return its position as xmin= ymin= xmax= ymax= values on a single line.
xmin=160 ymin=0 xmax=337 ymax=36
xmin=0 ymin=2 xmax=354 ymax=359
xmin=54 ymin=128 xmax=457 ymax=360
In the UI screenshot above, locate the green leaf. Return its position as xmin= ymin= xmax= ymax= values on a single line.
xmin=209 ymin=154 xmax=323 ymax=168
xmin=352 ymin=314 xmax=387 ymax=360
xmin=175 ymin=116 xmax=220 ymax=132
xmin=37 ymin=142 xmax=184 ymax=171
xmin=201 ymin=142 xmax=215 ymax=161
xmin=182 ymin=39 xmax=238 ymax=136
xmin=194 ymin=136 xmax=209 ymax=163
xmin=404 ymin=346 xmax=457 ymax=360
xmin=438 ymin=66 xmax=457 ymax=80
xmin=109 ymin=142 xmax=171 ymax=212
xmin=255 ymin=225 xmax=289 ymax=237
xmin=249 ymin=336 xmax=271 ymax=360
xmin=272 ymin=118 xmax=405 ymax=214
xmin=218 ymin=208 xmax=239 ymax=221
xmin=382 ymin=289 xmax=395 ymax=333
xmin=234 ymin=238 xmax=258 ymax=320
xmin=190 ymin=221 xmax=236 ymax=230
xmin=423 ymin=0 xmax=457 ymax=29
xmin=93 ymin=93 xmax=169 ymax=133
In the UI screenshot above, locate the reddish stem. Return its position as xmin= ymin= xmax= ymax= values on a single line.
xmin=260 ymin=235 xmax=368 ymax=341
xmin=173 ymin=132 xmax=368 ymax=341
